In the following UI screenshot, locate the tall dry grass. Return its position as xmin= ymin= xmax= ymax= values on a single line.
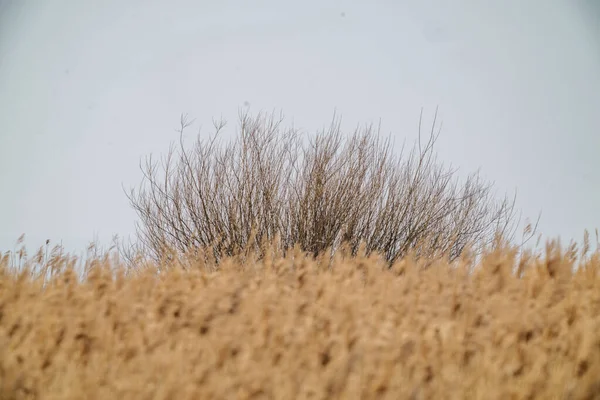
xmin=2 ymin=239 xmax=600 ymax=399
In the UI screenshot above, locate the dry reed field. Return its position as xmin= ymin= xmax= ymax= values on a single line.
xmin=1 ymin=110 xmax=596 ymax=399
xmin=2 ymin=242 xmax=600 ymax=400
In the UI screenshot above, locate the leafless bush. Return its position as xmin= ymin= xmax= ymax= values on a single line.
xmin=126 ymin=109 xmax=521 ymax=266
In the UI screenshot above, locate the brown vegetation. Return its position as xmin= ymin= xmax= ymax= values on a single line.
xmin=1 ymin=240 xmax=600 ymax=399
xmin=0 ymin=111 xmax=578 ymax=399
xmin=125 ymin=110 xmax=520 ymax=265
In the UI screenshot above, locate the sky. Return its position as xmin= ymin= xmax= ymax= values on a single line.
xmin=1 ymin=0 xmax=599 ymax=256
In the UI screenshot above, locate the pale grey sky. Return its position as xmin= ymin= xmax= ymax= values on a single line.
xmin=1 ymin=0 xmax=599 ymax=254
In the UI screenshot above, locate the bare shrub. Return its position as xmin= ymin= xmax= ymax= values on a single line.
xmin=126 ymin=109 xmax=520 ymax=266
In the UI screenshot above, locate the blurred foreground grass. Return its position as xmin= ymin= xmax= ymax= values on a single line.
xmin=1 ymin=242 xmax=600 ymax=399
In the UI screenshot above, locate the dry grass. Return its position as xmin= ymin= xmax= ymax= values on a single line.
xmin=2 ymin=241 xmax=600 ymax=400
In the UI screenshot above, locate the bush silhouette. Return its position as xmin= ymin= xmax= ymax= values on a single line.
xmin=126 ymin=110 xmax=519 ymax=265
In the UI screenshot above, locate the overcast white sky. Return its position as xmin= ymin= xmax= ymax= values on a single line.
xmin=1 ymin=0 xmax=599 ymax=255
